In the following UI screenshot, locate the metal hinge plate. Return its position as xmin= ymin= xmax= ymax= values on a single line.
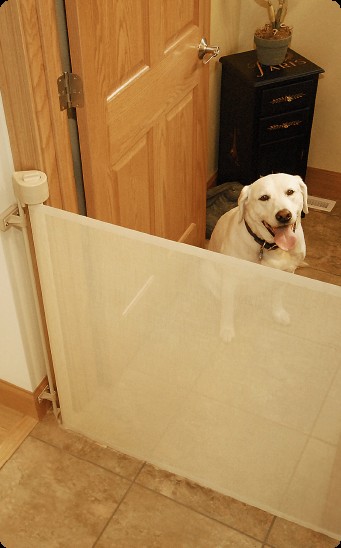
xmin=57 ymin=72 xmax=84 ymax=111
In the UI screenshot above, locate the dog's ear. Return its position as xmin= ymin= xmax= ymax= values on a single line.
xmin=238 ymin=185 xmax=250 ymax=222
xmin=296 ymin=176 xmax=309 ymax=214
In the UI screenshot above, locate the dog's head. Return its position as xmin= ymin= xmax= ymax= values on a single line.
xmin=237 ymin=174 xmax=308 ymax=250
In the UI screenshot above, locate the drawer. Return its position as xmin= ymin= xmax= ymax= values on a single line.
xmin=259 ymin=108 xmax=310 ymax=143
xmin=260 ymin=79 xmax=317 ymax=117
xmin=257 ymin=135 xmax=307 ymax=179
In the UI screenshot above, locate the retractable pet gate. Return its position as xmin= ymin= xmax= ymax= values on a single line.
xmin=11 ymin=172 xmax=341 ymax=539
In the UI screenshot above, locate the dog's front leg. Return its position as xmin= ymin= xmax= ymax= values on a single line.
xmin=271 ymin=283 xmax=290 ymax=327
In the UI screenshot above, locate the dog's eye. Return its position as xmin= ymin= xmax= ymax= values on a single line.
xmin=286 ymin=189 xmax=294 ymax=196
xmin=259 ymin=195 xmax=270 ymax=201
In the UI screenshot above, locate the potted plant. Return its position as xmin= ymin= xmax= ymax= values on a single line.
xmin=254 ymin=0 xmax=292 ymax=66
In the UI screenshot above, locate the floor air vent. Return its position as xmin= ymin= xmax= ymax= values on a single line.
xmin=307 ymin=195 xmax=336 ymax=212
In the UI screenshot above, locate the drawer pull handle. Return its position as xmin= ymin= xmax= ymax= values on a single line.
xmin=268 ymin=120 xmax=303 ymax=131
xmin=270 ymin=92 xmax=306 ymax=105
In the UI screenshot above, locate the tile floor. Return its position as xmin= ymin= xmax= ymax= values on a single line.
xmin=296 ymin=199 xmax=341 ymax=286
xmin=0 ymin=199 xmax=340 ymax=548
xmin=0 ymin=412 xmax=339 ymax=548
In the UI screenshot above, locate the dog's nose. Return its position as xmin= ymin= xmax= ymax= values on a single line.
xmin=276 ymin=209 xmax=292 ymax=223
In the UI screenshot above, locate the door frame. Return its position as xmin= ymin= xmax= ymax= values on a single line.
xmin=0 ymin=0 xmax=78 ymax=213
xmin=0 ymin=0 xmax=77 ymax=403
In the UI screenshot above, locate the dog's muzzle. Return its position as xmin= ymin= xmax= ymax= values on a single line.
xmin=262 ymin=220 xmax=297 ymax=251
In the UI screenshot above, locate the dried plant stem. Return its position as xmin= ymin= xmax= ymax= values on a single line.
xmin=266 ymin=0 xmax=288 ymax=30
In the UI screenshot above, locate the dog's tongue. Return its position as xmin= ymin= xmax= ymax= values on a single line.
xmin=273 ymin=225 xmax=297 ymax=251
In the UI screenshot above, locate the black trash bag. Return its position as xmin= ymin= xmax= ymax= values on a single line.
xmin=206 ymin=182 xmax=243 ymax=239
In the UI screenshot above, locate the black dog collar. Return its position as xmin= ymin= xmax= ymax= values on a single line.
xmin=244 ymin=220 xmax=278 ymax=251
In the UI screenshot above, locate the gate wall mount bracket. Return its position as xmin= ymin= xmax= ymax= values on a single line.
xmin=0 ymin=203 xmax=27 ymax=231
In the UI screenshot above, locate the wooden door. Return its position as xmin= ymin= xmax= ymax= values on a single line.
xmin=64 ymin=0 xmax=210 ymax=246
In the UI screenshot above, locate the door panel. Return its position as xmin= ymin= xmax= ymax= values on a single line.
xmin=160 ymin=92 xmax=195 ymax=241
xmin=65 ymin=0 xmax=209 ymax=245
xmin=114 ymin=133 xmax=154 ymax=234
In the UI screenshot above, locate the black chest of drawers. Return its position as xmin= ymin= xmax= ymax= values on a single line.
xmin=217 ymin=49 xmax=324 ymax=185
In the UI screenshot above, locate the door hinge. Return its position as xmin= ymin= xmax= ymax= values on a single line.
xmin=57 ymin=72 xmax=84 ymax=111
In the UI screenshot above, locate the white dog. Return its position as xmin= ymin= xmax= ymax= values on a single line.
xmin=207 ymin=173 xmax=309 ymax=341
xmin=209 ymin=173 xmax=308 ymax=272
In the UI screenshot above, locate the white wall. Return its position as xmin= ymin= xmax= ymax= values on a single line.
xmin=208 ymin=0 xmax=241 ymax=177
xmin=0 ymin=92 xmax=46 ymax=391
xmin=209 ymin=0 xmax=341 ymax=177
xmin=286 ymin=0 xmax=341 ymax=172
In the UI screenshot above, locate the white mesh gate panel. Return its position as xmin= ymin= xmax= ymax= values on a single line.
xmin=29 ymin=203 xmax=341 ymax=539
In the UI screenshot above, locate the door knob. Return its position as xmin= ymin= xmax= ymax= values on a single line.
xmin=198 ymin=37 xmax=220 ymax=64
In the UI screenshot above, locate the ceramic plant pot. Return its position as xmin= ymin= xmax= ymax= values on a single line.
xmin=254 ymin=34 xmax=292 ymax=66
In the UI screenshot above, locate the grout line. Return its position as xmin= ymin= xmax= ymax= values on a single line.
xmin=27 ymin=432 xmax=144 ymax=484
xmin=277 ymin=432 xmax=311 ymax=511
xmin=308 ymin=364 xmax=341 ymax=440
xmin=132 ymin=480 xmax=269 ymax=545
xmin=131 ymin=459 xmax=147 ymax=482
xmin=277 ymin=345 xmax=341 ymax=510
xmin=7 ymin=427 xmax=273 ymax=546
xmin=92 ymin=479 xmax=136 ymax=547
xmin=263 ymin=514 xmax=277 ymax=546
xmin=25 ymin=429 xmax=274 ymax=545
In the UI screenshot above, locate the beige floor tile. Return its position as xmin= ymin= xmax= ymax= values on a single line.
xmin=303 ymin=210 xmax=341 ymax=276
xmin=312 ymin=366 xmax=341 ymax=445
xmin=267 ymin=278 xmax=341 ymax=348
xmin=136 ymin=463 xmax=274 ymax=541
xmin=194 ymin=331 xmax=338 ymax=434
xmin=267 ymin=517 xmax=338 ymax=547
xmin=295 ymin=202 xmax=341 ymax=285
xmin=96 ymin=483 xmax=262 ymax=547
xmin=280 ymin=438 xmax=341 ymax=538
xmin=297 ymin=266 xmax=341 ymax=286
xmin=0 ymin=436 xmax=130 ymax=548
xmin=31 ymin=411 xmax=143 ymax=480
xmin=151 ymin=394 xmax=308 ymax=511
xmin=60 ymin=368 xmax=192 ymax=460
